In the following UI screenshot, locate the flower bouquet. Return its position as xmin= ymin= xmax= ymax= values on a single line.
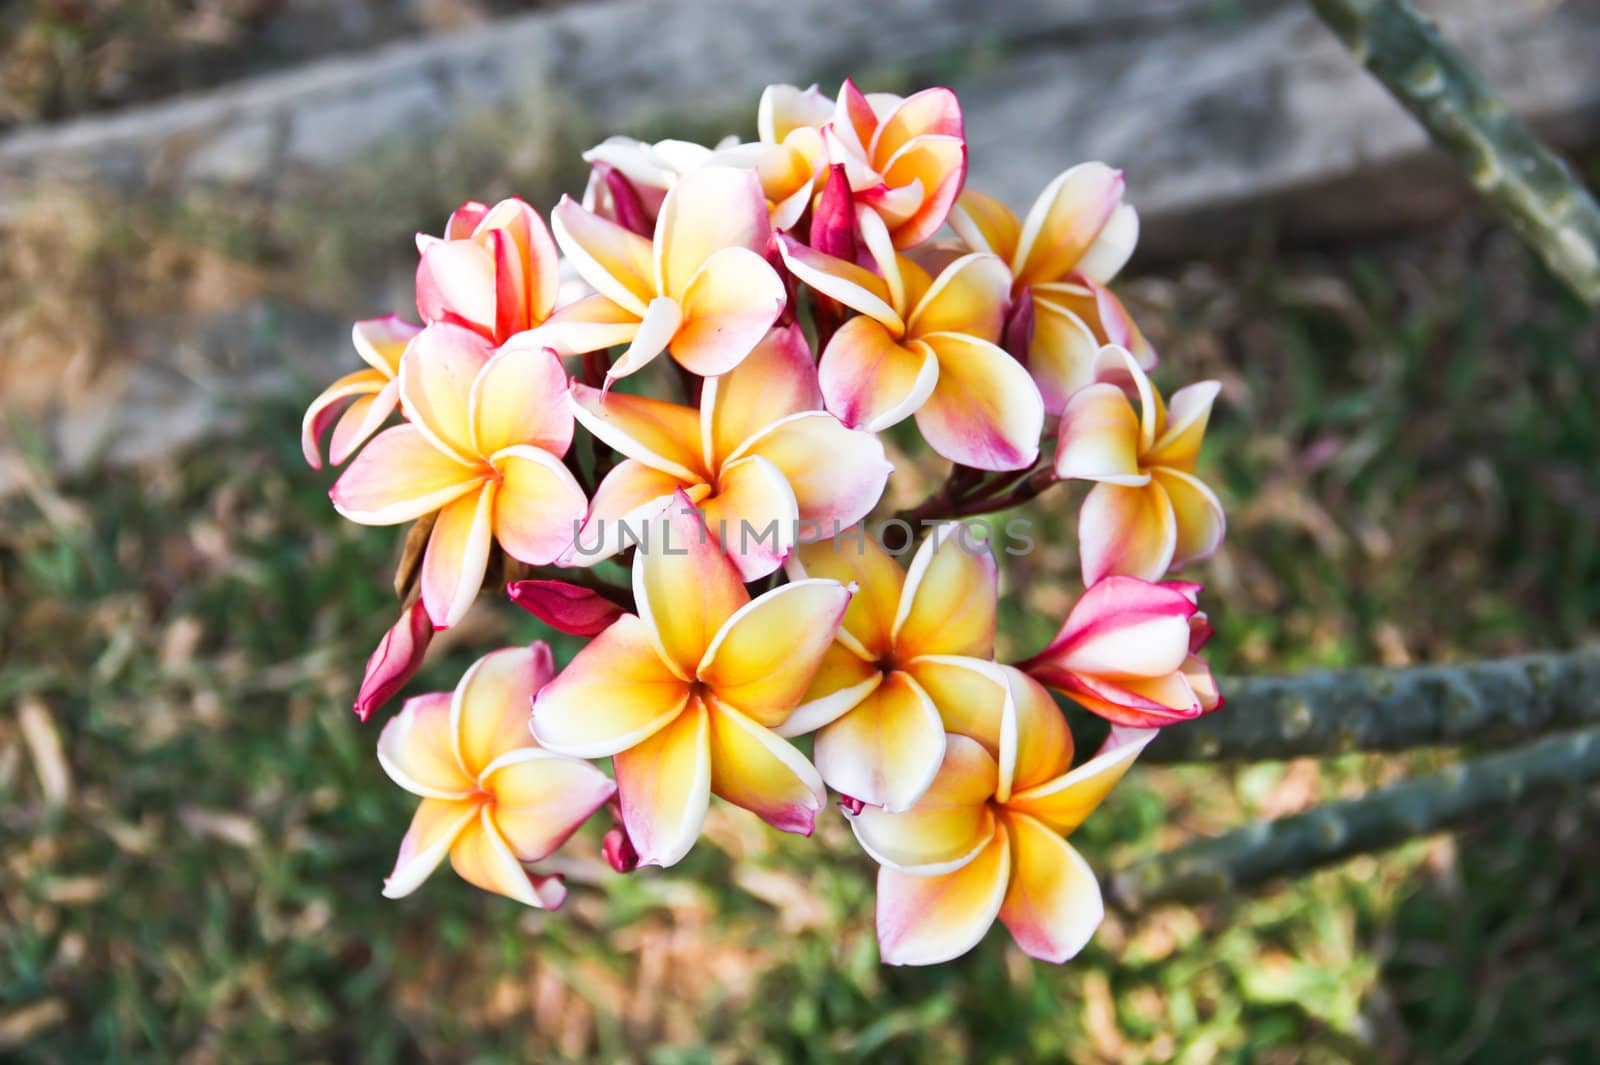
xmin=302 ymin=78 xmax=1224 ymax=966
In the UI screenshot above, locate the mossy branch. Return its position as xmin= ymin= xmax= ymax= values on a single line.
xmin=1144 ymin=649 xmax=1600 ymax=764
xmin=1112 ymin=723 xmax=1600 ymax=911
xmin=1312 ymin=0 xmax=1600 ymax=304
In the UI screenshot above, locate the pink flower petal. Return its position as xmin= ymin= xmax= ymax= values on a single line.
xmin=329 ymin=425 xmax=483 ymax=526
xmin=876 ymin=820 xmax=1009 ymax=966
xmin=399 ymin=322 xmax=494 ymax=464
xmin=613 ymin=698 xmax=711 ymax=867
xmin=672 ymin=247 xmax=787 ymax=378
xmin=654 ymin=167 xmax=772 ymax=299
xmin=818 ymin=317 xmax=938 ymax=432
xmin=354 ymin=601 xmax=434 ymax=722
xmin=1054 ymin=381 xmax=1148 ymax=486
xmin=705 ymin=696 xmax=826 ymax=836
xmin=506 ymin=580 xmax=625 ymax=636
xmin=480 ymin=747 xmax=616 ymax=861
xmin=701 ymin=323 xmax=823 ymax=464
xmin=1078 ymin=479 xmax=1177 ymax=584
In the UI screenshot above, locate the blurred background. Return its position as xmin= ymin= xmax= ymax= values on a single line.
xmin=1 ymin=1 xmax=1597 ymax=1062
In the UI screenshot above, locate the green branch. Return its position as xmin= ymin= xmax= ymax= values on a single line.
xmin=1112 ymin=723 xmax=1600 ymax=911
xmin=1312 ymin=0 xmax=1600 ymax=304
xmin=1144 ymin=650 xmax=1600 ymax=764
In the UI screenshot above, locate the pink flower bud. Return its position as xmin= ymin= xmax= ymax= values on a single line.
xmin=506 ymin=579 xmax=625 ymax=636
xmin=353 ymin=601 xmax=433 ymax=722
xmin=808 ymin=164 xmax=857 ymax=263
xmin=602 ymin=823 xmax=640 ymax=874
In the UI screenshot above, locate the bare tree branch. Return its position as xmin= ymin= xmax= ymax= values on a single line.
xmin=1111 ymin=723 xmax=1600 ymax=912
xmin=1312 ymin=0 xmax=1600 ymax=304
xmin=1143 ymin=650 xmax=1600 ymax=764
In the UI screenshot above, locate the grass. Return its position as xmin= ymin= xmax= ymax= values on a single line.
xmin=2 ymin=200 xmax=1599 ymax=1063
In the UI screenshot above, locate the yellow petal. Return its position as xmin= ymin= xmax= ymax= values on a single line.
xmin=420 ymin=483 xmax=497 ymax=629
xmin=633 ymin=496 xmax=750 ymax=678
xmin=1078 ymin=479 xmax=1177 ymax=585
xmin=776 ymin=236 xmax=903 ymax=329
xmin=1153 ymin=467 xmax=1226 ymax=572
xmin=698 ymin=578 xmax=853 ymax=726
xmin=1028 ymin=294 xmax=1103 ymax=414
xmin=550 ymin=195 xmax=655 ymax=317
xmin=607 ymin=295 xmax=682 ymax=381
xmin=875 ymin=820 xmax=1009 ymax=966
xmin=480 ymin=748 xmax=616 ymax=861
xmin=731 ymin=412 xmax=891 ymax=532
xmin=1004 ymin=727 xmax=1156 ymax=835
xmin=376 ymin=692 xmax=476 ymax=799
xmin=382 ymin=797 xmax=480 ymax=899
xmin=490 ymin=445 xmax=588 ymax=566
xmin=697 ymin=453 xmax=798 ymax=581
xmin=450 ymin=643 xmax=549 ymax=780
xmin=893 ymin=522 xmax=997 ymax=659
xmin=701 ymin=322 xmax=823 ymax=465
xmin=568 ymin=383 xmax=707 ymax=483
xmin=996 ymin=812 xmax=1104 ymax=963
xmin=1054 ymin=381 xmax=1148 ymax=486
xmin=814 ymin=670 xmax=945 ymax=812
xmin=706 ymin=696 xmax=826 ymax=835
xmin=1144 ymin=380 xmax=1221 ymax=473
xmin=818 ymin=317 xmax=938 ymax=433
xmin=948 ymin=188 xmax=1021 ymax=263
xmin=1013 ymin=162 xmax=1126 ymax=287
xmin=654 ymin=167 xmax=772 ymax=300
xmin=449 ymin=806 xmax=567 ymax=908
xmin=613 ymin=697 xmax=711 ymax=867
xmin=565 ymin=459 xmax=685 ymax=566
xmin=326 ymin=381 xmax=399 ymax=468
xmin=905 ymin=253 xmax=1010 ymax=344
xmin=913 ymin=331 xmax=1045 ymax=471
xmin=780 ymin=641 xmax=884 ymax=738
xmin=850 ymin=733 xmax=998 ymax=874
xmin=790 ymin=531 xmax=905 ymax=659
xmin=531 ymin=614 xmax=690 ymax=758
xmin=1076 ymin=202 xmax=1139 ymax=283
xmin=301 ymin=367 xmax=389 ymax=469
xmin=469 ymin=341 xmax=573 ymax=457
xmin=532 ymin=292 xmax=643 ymax=357
xmin=352 ymin=315 xmax=421 ymax=378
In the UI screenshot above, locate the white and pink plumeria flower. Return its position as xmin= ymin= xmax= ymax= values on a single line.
xmin=1019 ymin=575 xmax=1221 ymax=728
xmin=563 ymin=323 xmax=892 ymax=579
xmin=329 ymin=323 xmax=587 ymax=628
xmin=1055 ymin=345 xmax=1225 ymax=584
xmin=782 ymin=524 xmax=1008 ymax=812
xmin=950 ymin=163 xmax=1152 ymax=412
xmin=377 ymin=642 xmax=615 ymax=908
xmin=541 ymin=167 xmax=787 ymax=385
xmin=532 ymin=497 xmax=852 ymax=867
xmin=303 ymin=76 xmax=1235 ymax=970
xmin=848 ymin=663 xmax=1156 ymax=965
xmin=778 ymin=208 xmax=1046 ymax=470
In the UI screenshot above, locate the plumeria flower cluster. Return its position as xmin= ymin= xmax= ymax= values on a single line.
xmin=303 ymin=78 xmax=1227 ymax=967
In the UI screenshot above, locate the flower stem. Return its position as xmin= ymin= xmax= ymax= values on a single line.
xmin=1110 ymin=722 xmax=1600 ymax=912
xmin=1143 ymin=649 xmax=1600 ymax=764
xmin=1312 ymin=0 xmax=1600 ymax=304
